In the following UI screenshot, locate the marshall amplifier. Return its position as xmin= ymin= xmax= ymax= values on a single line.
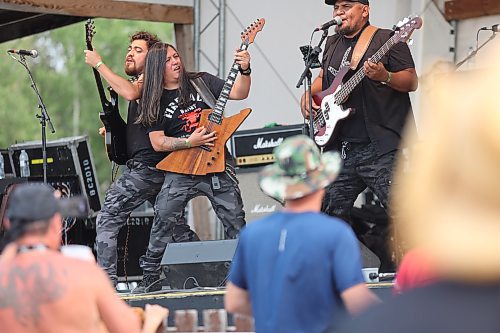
xmin=236 ymin=166 xmax=283 ymax=222
xmin=8 ymin=136 xmax=101 ymax=217
xmin=230 ymin=124 xmax=305 ymax=166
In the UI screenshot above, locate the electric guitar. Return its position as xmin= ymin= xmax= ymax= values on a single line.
xmin=85 ymin=19 xmax=128 ymax=165
xmin=312 ymin=16 xmax=423 ymax=147
xmin=156 ymin=18 xmax=266 ymax=176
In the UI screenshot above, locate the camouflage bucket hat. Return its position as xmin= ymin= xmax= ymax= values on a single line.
xmin=258 ymin=135 xmax=342 ymax=202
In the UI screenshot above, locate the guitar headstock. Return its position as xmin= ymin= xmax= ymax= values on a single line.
xmin=392 ymin=16 xmax=423 ymax=44
xmin=85 ymin=19 xmax=96 ymax=49
xmin=241 ymin=18 xmax=265 ymax=46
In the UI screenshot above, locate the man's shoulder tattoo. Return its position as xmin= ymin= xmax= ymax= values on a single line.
xmin=0 ymin=262 xmax=66 ymax=327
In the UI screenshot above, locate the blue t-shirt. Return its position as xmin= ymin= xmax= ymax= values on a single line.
xmin=228 ymin=211 xmax=365 ymax=333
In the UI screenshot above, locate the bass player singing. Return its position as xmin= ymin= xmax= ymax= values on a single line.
xmin=300 ymin=0 xmax=418 ymax=272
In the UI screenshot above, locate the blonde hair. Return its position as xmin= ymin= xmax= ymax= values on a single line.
xmin=391 ymin=52 xmax=500 ymax=281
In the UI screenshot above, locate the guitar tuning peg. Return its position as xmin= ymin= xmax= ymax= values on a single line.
xmin=408 ymin=38 xmax=414 ymax=46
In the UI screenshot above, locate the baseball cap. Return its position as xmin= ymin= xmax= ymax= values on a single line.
xmin=258 ymin=135 xmax=342 ymax=202
xmin=325 ymin=0 xmax=369 ymax=5
xmin=6 ymin=182 xmax=89 ymax=222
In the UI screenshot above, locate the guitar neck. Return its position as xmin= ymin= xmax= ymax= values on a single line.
xmin=335 ymin=34 xmax=399 ymax=103
xmin=208 ymin=42 xmax=249 ymax=125
xmin=86 ymin=42 xmax=109 ymax=108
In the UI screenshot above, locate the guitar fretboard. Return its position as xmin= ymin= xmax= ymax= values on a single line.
xmin=208 ymin=43 xmax=249 ymax=125
xmin=334 ymin=32 xmax=400 ymax=104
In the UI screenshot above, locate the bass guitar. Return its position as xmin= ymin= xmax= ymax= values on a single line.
xmin=312 ymin=16 xmax=423 ymax=147
xmin=85 ymin=19 xmax=128 ymax=165
xmin=156 ymin=18 xmax=265 ymax=176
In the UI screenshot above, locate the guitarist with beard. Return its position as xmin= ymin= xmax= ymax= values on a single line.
xmin=300 ymin=0 xmax=418 ymax=272
xmin=130 ymin=42 xmax=251 ymax=293
xmin=84 ymin=31 xmax=198 ymax=288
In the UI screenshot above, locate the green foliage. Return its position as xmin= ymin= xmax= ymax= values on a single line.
xmin=0 ymin=19 xmax=173 ymax=194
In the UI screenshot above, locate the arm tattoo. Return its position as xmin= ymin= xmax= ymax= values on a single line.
xmin=0 ymin=263 xmax=66 ymax=327
xmin=161 ymin=136 xmax=189 ymax=151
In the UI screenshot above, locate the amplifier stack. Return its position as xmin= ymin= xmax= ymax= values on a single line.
xmin=230 ymin=124 xmax=304 ymax=222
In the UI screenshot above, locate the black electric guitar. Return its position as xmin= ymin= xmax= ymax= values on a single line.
xmin=85 ymin=19 xmax=128 ymax=165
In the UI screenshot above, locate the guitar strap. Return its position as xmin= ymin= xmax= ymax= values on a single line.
xmin=350 ymin=25 xmax=379 ymax=70
xmin=190 ymin=77 xmax=217 ymax=109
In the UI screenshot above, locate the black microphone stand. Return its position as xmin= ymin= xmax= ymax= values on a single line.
xmin=13 ymin=54 xmax=55 ymax=184
xmin=297 ymin=29 xmax=330 ymax=141
xmin=455 ymin=31 xmax=496 ymax=70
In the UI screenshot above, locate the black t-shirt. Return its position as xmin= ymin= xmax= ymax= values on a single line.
xmin=148 ymin=72 xmax=224 ymax=139
xmin=126 ymin=101 xmax=166 ymax=167
xmin=321 ymin=26 xmax=416 ymax=154
xmin=337 ymin=282 xmax=500 ymax=333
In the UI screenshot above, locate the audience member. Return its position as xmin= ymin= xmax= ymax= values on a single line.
xmin=225 ymin=135 xmax=380 ymax=333
xmin=338 ymin=52 xmax=500 ymax=332
xmin=0 ymin=183 xmax=141 ymax=333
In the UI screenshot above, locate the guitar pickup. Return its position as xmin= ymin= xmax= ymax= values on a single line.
xmin=200 ymin=145 xmax=212 ymax=152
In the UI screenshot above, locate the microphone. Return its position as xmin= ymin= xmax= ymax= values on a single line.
xmin=7 ymin=49 xmax=38 ymax=58
xmin=480 ymin=24 xmax=500 ymax=33
xmin=314 ymin=16 xmax=342 ymax=32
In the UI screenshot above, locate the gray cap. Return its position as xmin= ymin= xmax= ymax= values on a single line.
xmin=6 ymin=182 xmax=88 ymax=221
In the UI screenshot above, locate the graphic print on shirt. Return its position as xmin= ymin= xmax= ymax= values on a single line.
xmin=163 ymin=92 xmax=204 ymax=134
xmin=179 ymin=107 xmax=202 ymax=132
xmin=328 ymin=47 xmax=351 ymax=78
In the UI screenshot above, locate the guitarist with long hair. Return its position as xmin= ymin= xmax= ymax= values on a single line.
xmin=130 ymin=42 xmax=252 ymax=293
xmin=300 ymin=0 xmax=418 ymax=272
xmin=84 ymin=31 xmax=198 ymax=287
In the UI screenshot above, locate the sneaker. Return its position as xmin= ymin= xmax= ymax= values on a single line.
xmin=131 ymin=274 xmax=162 ymax=294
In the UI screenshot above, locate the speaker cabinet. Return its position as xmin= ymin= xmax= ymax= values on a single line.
xmin=236 ymin=166 xmax=283 ymax=223
xmin=117 ymin=211 xmax=154 ymax=278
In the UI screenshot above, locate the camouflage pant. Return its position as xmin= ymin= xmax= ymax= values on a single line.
xmin=322 ymin=141 xmax=396 ymax=222
xmin=139 ymin=171 xmax=246 ymax=275
xmin=96 ymin=160 xmax=196 ymax=284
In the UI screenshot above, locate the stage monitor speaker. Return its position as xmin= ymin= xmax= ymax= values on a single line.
xmin=236 ymin=166 xmax=283 ymax=223
xmin=160 ymin=239 xmax=238 ymax=289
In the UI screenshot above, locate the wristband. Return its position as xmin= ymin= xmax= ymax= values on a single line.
xmin=94 ymin=61 xmax=104 ymax=70
xmin=239 ymin=65 xmax=251 ymax=76
xmin=185 ymin=139 xmax=192 ymax=148
xmin=382 ymin=71 xmax=392 ymax=85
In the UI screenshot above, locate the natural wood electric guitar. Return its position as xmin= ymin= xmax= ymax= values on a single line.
xmin=312 ymin=16 xmax=423 ymax=147
xmin=156 ymin=18 xmax=265 ymax=175
xmin=85 ymin=19 xmax=128 ymax=165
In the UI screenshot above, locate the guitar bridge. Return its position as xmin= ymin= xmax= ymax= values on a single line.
xmin=200 ymin=145 xmax=212 ymax=152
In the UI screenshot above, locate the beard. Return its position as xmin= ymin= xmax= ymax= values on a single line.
xmin=125 ymin=62 xmax=140 ymax=77
xmin=336 ymin=25 xmax=356 ymax=36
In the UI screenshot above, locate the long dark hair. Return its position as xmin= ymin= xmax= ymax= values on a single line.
xmin=136 ymin=42 xmax=203 ymax=127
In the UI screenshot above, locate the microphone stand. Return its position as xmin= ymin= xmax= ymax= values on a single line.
xmin=455 ymin=32 xmax=496 ymax=70
xmin=14 ymin=54 xmax=55 ymax=184
xmin=297 ymin=29 xmax=329 ymax=141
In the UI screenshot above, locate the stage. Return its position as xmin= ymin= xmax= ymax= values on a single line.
xmin=122 ymin=282 xmax=394 ymax=328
